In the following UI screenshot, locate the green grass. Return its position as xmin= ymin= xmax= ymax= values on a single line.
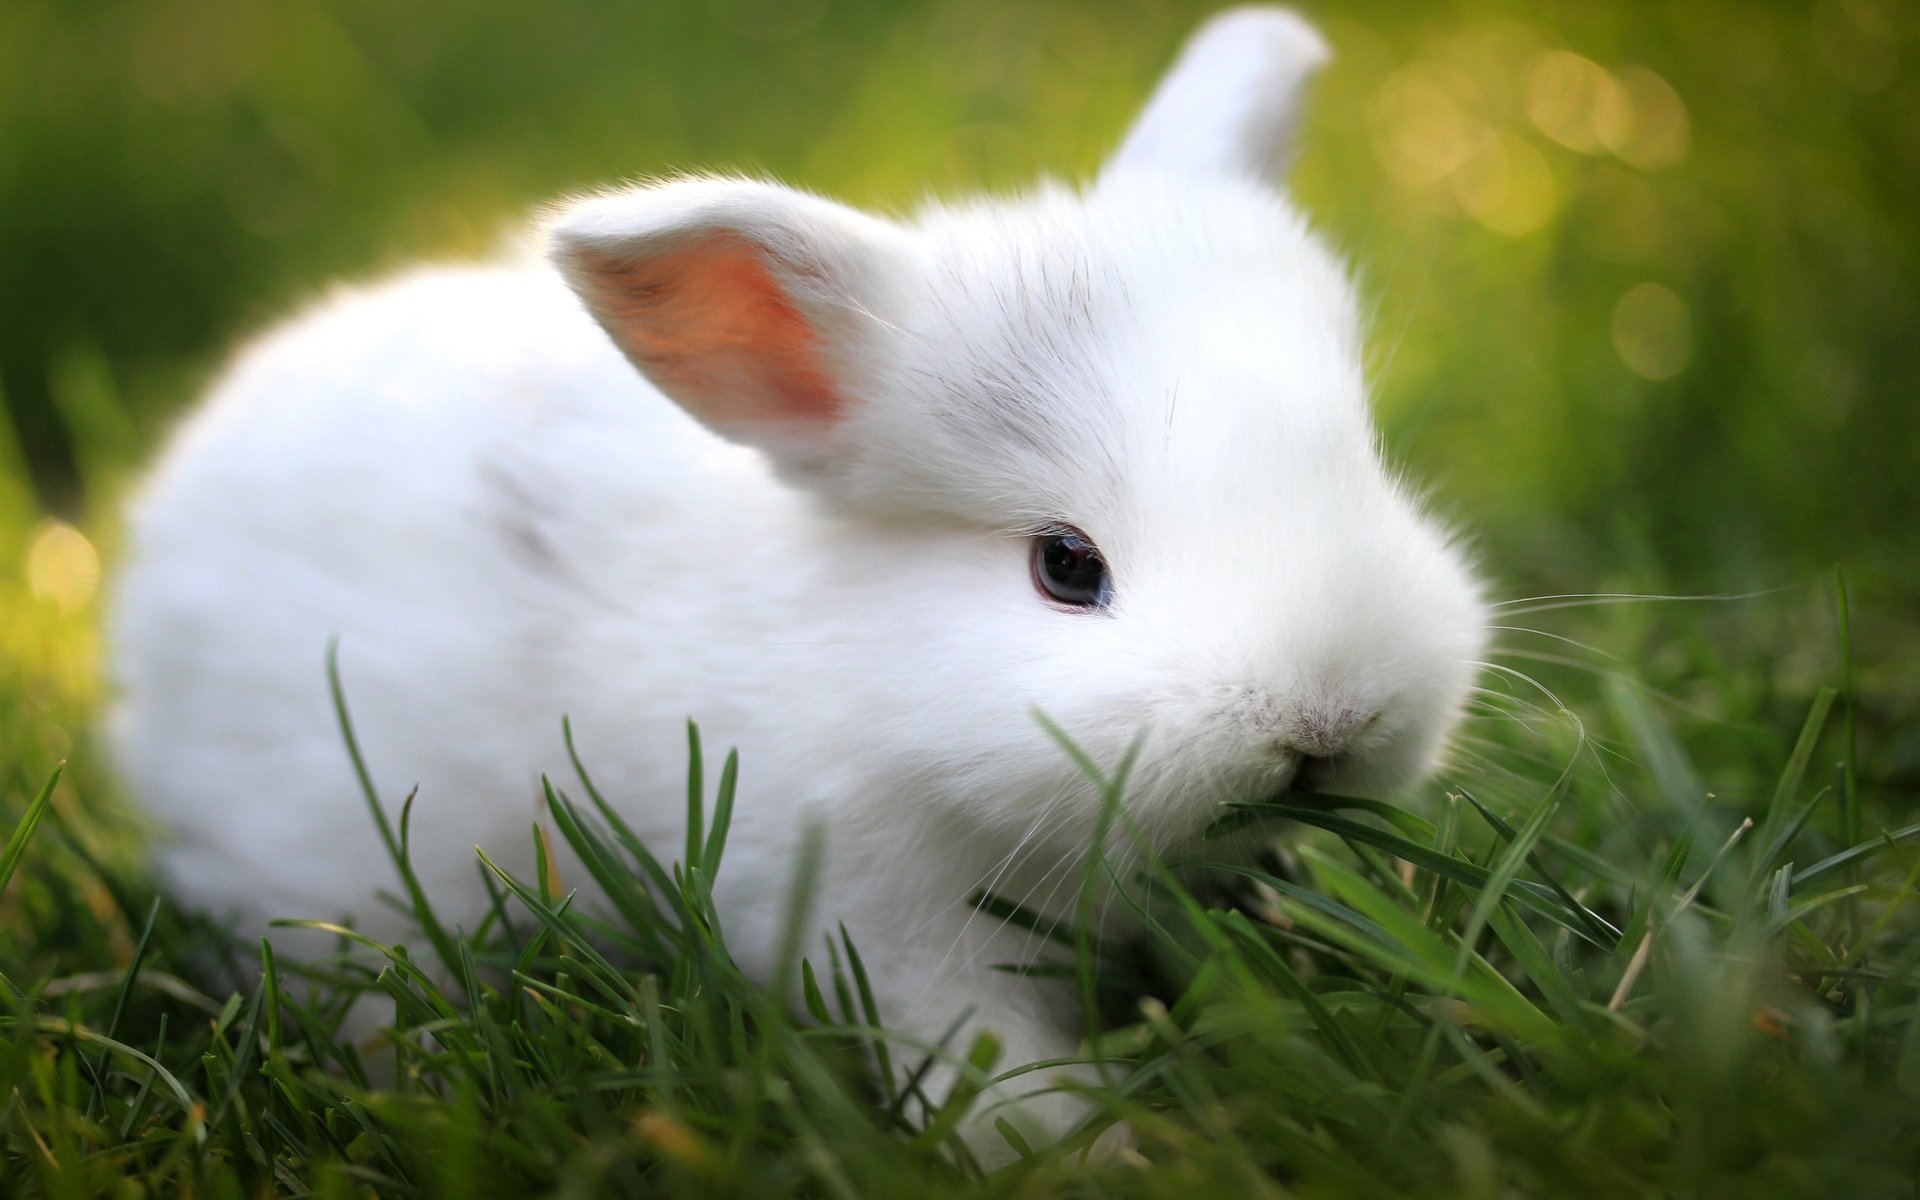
xmin=3 ymin=575 xmax=1918 ymax=1197
xmin=4 ymin=1 xmax=1919 ymax=1195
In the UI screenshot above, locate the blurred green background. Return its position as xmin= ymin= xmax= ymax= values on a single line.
xmin=0 ymin=0 xmax=1915 ymax=740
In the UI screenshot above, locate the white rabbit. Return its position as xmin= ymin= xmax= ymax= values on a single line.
xmin=109 ymin=6 xmax=1485 ymax=1161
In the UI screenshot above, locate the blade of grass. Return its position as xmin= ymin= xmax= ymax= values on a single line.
xmin=83 ymin=894 xmax=161 ymax=1120
xmin=1792 ymin=823 xmax=1920 ymax=890
xmin=684 ymin=720 xmax=704 ymax=880
xmin=0 ymin=764 xmax=60 ymax=895
xmin=1609 ymin=818 xmax=1752 ymax=1012
xmin=327 ymin=642 xmax=457 ymax=971
xmin=701 ymin=749 xmax=738 ymax=883
xmin=1459 ymin=790 xmax=1621 ymax=947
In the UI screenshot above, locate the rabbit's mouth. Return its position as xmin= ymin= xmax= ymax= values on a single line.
xmin=1164 ymin=721 xmax=1422 ymax=824
xmin=1189 ymin=708 xmax=1389 ymax=798
xmin=1255 ymin=735 xmax=1363 ymax=797
xmin=1288 ymin=750 xmax=1350 ymax=795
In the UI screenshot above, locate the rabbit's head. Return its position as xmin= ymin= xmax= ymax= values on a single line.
xmin=548 ymin=9 xmax=1486 ymax=847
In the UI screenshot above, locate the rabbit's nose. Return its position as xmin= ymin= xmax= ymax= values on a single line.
xmin=1273 ymin=706 xmax=1380 ymax=763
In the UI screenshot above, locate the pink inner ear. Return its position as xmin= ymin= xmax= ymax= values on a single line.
xmin=576 ymin=233 xmax=843 ymax=429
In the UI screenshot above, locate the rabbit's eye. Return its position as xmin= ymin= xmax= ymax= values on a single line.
xmin=1032 ymin=530 xmax=1112 ymax=611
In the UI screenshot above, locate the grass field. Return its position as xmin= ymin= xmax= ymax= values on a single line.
xmin=3 ymin=1 xmax=1918 ymax=1195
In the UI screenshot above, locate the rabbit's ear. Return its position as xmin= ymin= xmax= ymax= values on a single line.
xmin=1104 ymin=7 xmax=1329 ymax=185
xmin=546 ymin=178 xmax=913 ymax=471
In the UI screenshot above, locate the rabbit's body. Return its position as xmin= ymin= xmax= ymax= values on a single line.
xmin=114 ymin=255 xmax=1089 ymax=1034
xmin=111 ymin=9 xmax=1487 ymax=1158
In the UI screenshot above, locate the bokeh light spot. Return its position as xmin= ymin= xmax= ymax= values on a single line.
xmin=1372 ymin=66 xmax=1480 ymax=188
xmin=1607 ymin=69 xmax=1690 ymax=170
xmin=1611 ymin=283 xmax=1693 ymax=380
xmin=1454 ymin=134 xmax=1559 ymax=236
xmin=26 ymin=520 xmax=100 ymax=614
xmin=1526 ymin=51 xmax=1628 ymax=155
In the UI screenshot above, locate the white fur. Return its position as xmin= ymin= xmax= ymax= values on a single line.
xmin=1108 ymin=7 xmax=1329 ymax=182
xmin=109 ymin=7 xmax=1485 ymax=1161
